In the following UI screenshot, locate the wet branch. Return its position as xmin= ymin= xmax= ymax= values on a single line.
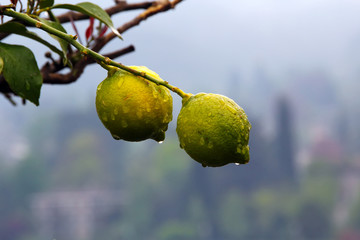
xmin=0 ymin=0 xmax=184 ymax=99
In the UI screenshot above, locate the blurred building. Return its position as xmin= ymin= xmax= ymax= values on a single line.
xmin=31 ymin=190 xmax=126 ymax=240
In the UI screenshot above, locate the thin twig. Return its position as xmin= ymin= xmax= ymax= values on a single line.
xmin=41 ymin=0 xmax=183 ymax=85
xmin=0 ymin=0 xmax=185 ymax=99
xmin=55 ymin=1 xmax=154 ymax=23
xmin=87 ymin=45 xmax=135 ymax=64
xmin=93 ymin=0 xmax=183 ymax=52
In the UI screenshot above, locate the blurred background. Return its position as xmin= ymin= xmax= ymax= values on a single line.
xmin=1 ymin=0 xmax=360 ymax=239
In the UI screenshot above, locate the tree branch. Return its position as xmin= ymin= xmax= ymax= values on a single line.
xmin=55 ymin=1 xmax=154 ymax=24
xmin=0 ymin=1 xmax=154 ymax=41
xmin=93 ymin=0 xmax=183 ymax=52
xmin=0 ymin=0 xmax=185 ymax=100
xmin=41 ymin=45 xmax=135 ymax=84
xmin=43 ymin=0 xmax=183 ymax=84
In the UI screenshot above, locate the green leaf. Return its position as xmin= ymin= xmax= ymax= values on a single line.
xmin=37 ymin=18 xmax=70 ymax=66
xmin=0 ymin=21 xmax=64 ymax=58
xmin=0 ymin=43 xmax=42 ymax=106
xmin=52 ymin=2 xmax=123 ymax=40
xmin=40 ymin=0 xmax=54 ymax=9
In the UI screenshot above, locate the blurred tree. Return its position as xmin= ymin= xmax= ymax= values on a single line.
xmin=347 ymin=190 xmax=360 ymax=230
xmin=275 ymin=96 xmax=296 ymax=183
xmin=0 ymin=156 xmax=47 ymax=240
xmin=154 ymin=220 xmax=197 ymax=240
xmin=296 ymin=201 xmax=332 ymax=240
xmin=218 ymin=191 xmax=251 ymax=239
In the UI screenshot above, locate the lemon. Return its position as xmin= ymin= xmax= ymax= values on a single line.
xmin=176 ymin=93 xmax=251 ymax=167
xmin=96 ymin=66 xmax=173 ymax=142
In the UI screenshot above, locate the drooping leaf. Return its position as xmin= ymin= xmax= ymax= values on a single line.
xmin=52 ymin=2 xmax=123 ymax=39
xmin=40 ymin=0 xmax=54 ymax=9
xmin=0 ymin=43 xmax=42 ymax=106
xmin=0 ymin=21 xmax=64 ymax=58
xmin=37 ymin=18 xmax=69 ymax=66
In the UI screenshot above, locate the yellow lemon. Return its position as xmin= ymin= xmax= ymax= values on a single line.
xmin=176 ymin=93 xmax=251 ymax=167
xmin=96 ymin=66 xmax=173 ymax=142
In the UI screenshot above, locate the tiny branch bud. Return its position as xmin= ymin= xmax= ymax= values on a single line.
xmin=35 ymin=21 xmax=42 ymax=28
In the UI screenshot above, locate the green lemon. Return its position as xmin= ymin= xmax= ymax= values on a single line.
xmin=176 ymin=93 xmax=251 ymax=167
xmin=96 ymin=66 xmax=173 ymax=142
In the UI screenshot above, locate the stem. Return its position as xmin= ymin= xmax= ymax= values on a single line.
xmin=2 ymin=8 xmax=190 ymax=99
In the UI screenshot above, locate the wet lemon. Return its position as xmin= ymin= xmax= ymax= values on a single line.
xmin=176 ymin=93 xmax=251 ymax=167
xmin=96 ymin=66 xmax=173 ymax=142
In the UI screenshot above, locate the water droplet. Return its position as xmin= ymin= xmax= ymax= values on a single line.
xmin=25 ymin=81 xmax=30 ymax=90
xmin=236 ymin=146 xmax=242 ymax=153
xmin=97 ymin=82 xmax=103 ymax=91
xmin=121 ymin=120 xmax=128 ymax=128
xmin=158 ymin=141 xmax=164 ymax=144
xmin=163 ymin=95 xmax=169 ymax=102
xmin=102 ymin=113 xmax=108 ymax=122
xmin=226 ymin=104 xmax=237 ymax=114
xmin=114 ymin=108 xmax=119 ymax=115
xmin=112 ymin=134 xmax=120 ymax=140
xmin=208 ymin=142 xmax=213 ymax=149
xmin=136 ymin=111 xmax=143 ymax=118
xmin=152 ymin=90 xmax=158 ymax=99
xmin=163 ymin=114 xmax=169 ymax=123
xmin=201 ymin=163 xmax=207 ymax=168
xmin=179 ymin=143 xmax=184 ymax=149
xmin=200 ymin=137 xmax=205 ymax=145
xmin=235 ymin=163 xmax=240 ymax=166
xmin=111 ymin=113 xmax=115 ymax=121
xmin=122 ymin=105 xmax=129 ymax=113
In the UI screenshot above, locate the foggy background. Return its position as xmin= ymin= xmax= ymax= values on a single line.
xmin=1 ymin=0 xmax=360 ymax=239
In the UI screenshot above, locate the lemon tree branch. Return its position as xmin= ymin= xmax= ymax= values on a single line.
xmin=2 ymin=8 xmax=190 ymax=99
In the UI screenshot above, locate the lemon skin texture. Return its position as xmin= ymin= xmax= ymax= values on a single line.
xmin=96 ymin=66 xmax=173 ymax=142
xmin=176 ymin=93 xmax=251 ymax=167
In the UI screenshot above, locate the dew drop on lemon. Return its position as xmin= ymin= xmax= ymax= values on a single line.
xmin=200 ymin=137 xmax=205 ymax=145
xmin=122 ymin=105 xmax=129 ymax=113
xmin=102 ymin=113 xmax=108 ymax=122
xmin=236 ymin=146 xmax=242 ymax=153
xmin=97 ymin=82 xmax=103 ymax=91
xmin=121 ymin=120 xmax=128 ymax=128
xmin=136 ymin=111 xmax=143 ymax=119
xmin=112 ymin=134 xmax=121 ymax=140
